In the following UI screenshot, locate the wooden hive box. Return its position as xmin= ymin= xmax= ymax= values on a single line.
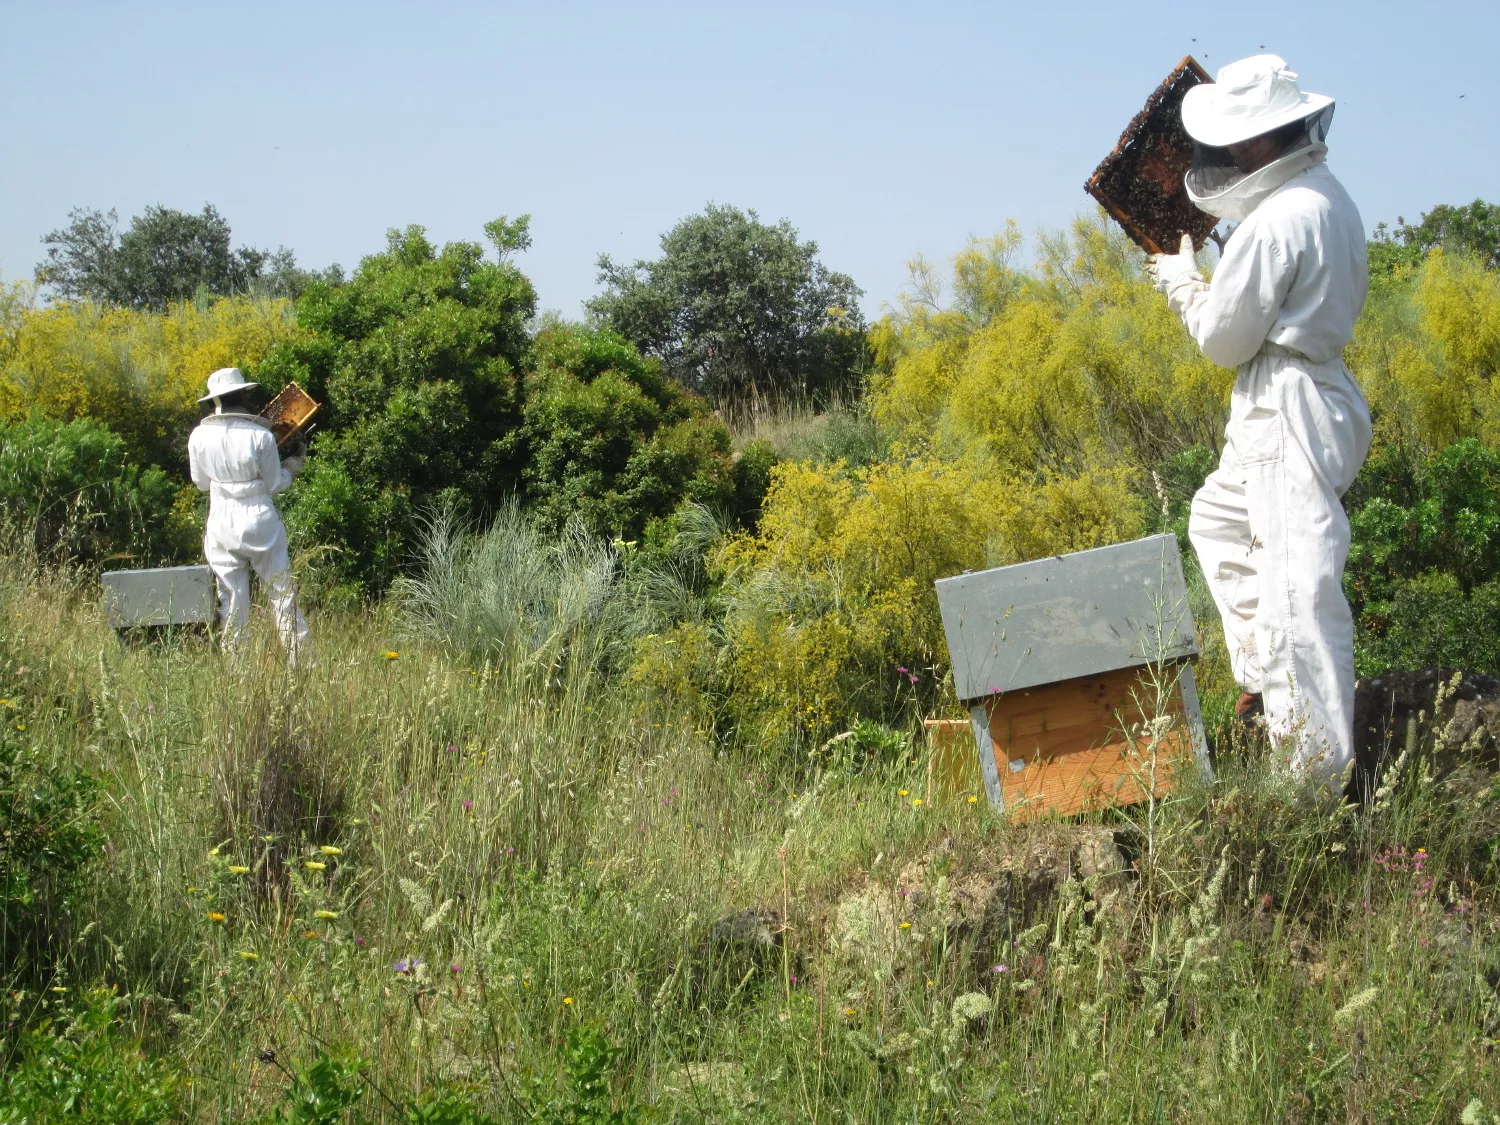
xmin=934 ymin=534 xmax=1210 ymax=819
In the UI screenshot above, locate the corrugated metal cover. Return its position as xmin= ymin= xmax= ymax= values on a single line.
xmin=101 ymin=565 xmax=215 ymax=628
xmin=935 ymin=534 xmax=1197 ymax=702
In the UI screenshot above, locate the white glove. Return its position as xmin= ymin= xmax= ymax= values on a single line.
xmin=1147 ymin=234 xmax=1207 ymax=315
xmin=282 ymin=455 xmax=306 ymax=479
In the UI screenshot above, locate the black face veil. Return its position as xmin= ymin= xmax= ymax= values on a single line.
xmin=1186 ymin=104 xmax=1336 ymax=200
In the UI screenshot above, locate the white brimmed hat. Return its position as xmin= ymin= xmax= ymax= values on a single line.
xmin=1181 ymin=55 xmax=1334 ymax=148
xmin=198 ymin=366 xmax=258 ymax=404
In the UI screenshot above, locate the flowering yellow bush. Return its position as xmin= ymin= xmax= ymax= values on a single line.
xmin=714 ymin=456 xmax=1144 ymax=746
xmin=1337 ymin=248 xmax=1500 ymax=452
xmin=0 ymin=294 xmax=301 ymax=465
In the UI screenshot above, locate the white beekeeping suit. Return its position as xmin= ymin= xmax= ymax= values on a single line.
xmin=1149 ymin=56 xmax=1371 ymax=788
xmin=188 ymin=367 xmax=314 ymax=664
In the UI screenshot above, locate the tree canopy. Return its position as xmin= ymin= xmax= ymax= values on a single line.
xmin=1371 ymin=198 xmax=1500 ymax=275
xmin=588 ymin=204 xmax=866 ymax=415
xmin=36 ymin=204 xmax=333 ymax=309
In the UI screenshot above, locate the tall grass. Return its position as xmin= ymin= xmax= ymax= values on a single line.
xmin=2 ymin=528 xmax=1498 ymax=1120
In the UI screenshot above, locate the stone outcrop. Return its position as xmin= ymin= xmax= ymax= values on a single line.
xmin=1351 ymin=669 xmax=1500 ymax=795
xmin=830 ymin=826 xmax=1129 ymax=979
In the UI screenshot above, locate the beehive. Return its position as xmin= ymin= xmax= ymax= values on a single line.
xmin=101 ymin=565 xmax=216 ymax=628
xmin=934 ymin=534 xmax=1211 ymax=818
xmin=1085 ymin=56 xmax=1219 ymax=255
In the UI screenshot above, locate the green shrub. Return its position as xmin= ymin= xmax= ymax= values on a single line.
xmin=521 ymin=324 xmax=736 ymax=539
xmin=0 ymin=989 xmax=179 ymax=1123
xmin=0 ymin=660 xmax=101 ymax=990
xmin=1345 ymin=438 xmax=1500 ymax=673
xmin=0 ymin=415 xmax=190 ymax=567
xmin=1345 ymin=438 xmax=1500 ymax=611
xmin=260 ymin=219 xmax=537 ymax=592
xmin=1355 ymin=572 xmax=1500 ymax=677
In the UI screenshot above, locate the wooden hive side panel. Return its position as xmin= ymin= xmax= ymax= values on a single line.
xmin=983 ymin=664 xmax=1197 ymax=820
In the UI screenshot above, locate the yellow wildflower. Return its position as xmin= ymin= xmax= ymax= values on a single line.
xmin=563 ymin=996 xmax=574 ymax=1005
xmin=383 ymin=651 xmax=399 ymax=660
xmin=228 ymin=866 xmax=250 ymax=875
xmin=314 ymin=909 xmax=338 ymax=920
xmin=305 ymin=861 xmax=326 ymax=872
xmin=898 ymin=789 xmax=909 ymax=797
xmin=303 ymin=930 xmax=320 ymax=939
xmin=968 ymin=796 xmax=979 ymax=804
xmin=911 ymin=798 xmax=923 ymax=807
xmin=238 ymin=951 xmax=258 ymax=961
xmin=319 ymin=846 xmax=341 ymax=856
xmin=207 ymin=912 xmax=227 ymax=923
xmin=899 ymin=921 xmax=912 ymax=931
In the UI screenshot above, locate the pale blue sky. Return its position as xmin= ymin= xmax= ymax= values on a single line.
xmin=2 ymin=1 xmax=1495 ymax=318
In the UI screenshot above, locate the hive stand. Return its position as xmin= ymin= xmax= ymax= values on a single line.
xmin=934 ymin=534 xmax=1211 ymax=819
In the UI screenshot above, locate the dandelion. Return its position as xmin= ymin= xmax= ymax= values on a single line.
xmin=968 ymin=795 xmax=979 ymax=804
xmin=319 ymin=846 xmax=341 ymax=856
xmin=314 ymin=909 xmax=338 ymax=920
xmin=208 ymin=912 xmax=227 ymax=923
xmin=899 ymin=921 xmax=912 ymax=931
xmin=898 ymin=789 xmax=909 ymax=797
xmin=228 ymin=866 xmax=250 ymax=875
xmin=14 ymin=723 xmax=24 ymax=731
xmin=305 ymin=861 xmax=326 ymax=871
xmin=843 ymin=1007 xmax=857 ymax=1016
xmin=238 ymin=951 xmax=258 ymax=961
xmin=563 ymin=996 xmax=574 ymax=1005
xmin=912 ymin=798 xmax=923 ymax=807
xmin=384 ymin=650 xmax=399 ymax=660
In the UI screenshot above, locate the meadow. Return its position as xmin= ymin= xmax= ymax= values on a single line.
xmin=2 ymin=518 xmax=1499 ymax=1122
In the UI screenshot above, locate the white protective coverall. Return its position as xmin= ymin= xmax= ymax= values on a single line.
xmin=1161 ymin=153 xmax=1371 ymax=786
xmin=188 ymin=413 xmax=313 ymax=662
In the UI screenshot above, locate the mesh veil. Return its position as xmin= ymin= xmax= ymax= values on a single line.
xmin=1186 ymin=105 xmax=1336 ymax=198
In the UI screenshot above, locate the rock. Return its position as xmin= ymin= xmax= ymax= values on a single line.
xmin=830 ymin=827 xmax=1130 ymax=980
xmin=707 ymin=907 xmax=779 ymax=953
xmin=1352 ymin=669 xmax=1500 ymax=796
xmin=690 ymin=908 xmax=782 ymax=1008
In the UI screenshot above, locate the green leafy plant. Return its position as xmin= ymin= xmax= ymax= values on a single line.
xmin=530 ymin=1026 xmax=647 ymax=1125
xmin=0 ymin=989 xmax=179 ymax=1124
xmin=0 ymin=415 xmax=189 ymax=567
xmin=0 ymin=666 xmax=101 ymax=990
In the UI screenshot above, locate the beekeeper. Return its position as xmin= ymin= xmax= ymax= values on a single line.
xmin=188 ymin=367 xmax=313 ymax=664
xmin=1148 ymin=55 xmax=1370 ymax=789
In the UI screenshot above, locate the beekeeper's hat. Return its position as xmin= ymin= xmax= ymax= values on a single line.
xmin=1181 ymin=55 xmax=1334 ymax=147
xmin=198 ymin=367 xmax=258 ymax=404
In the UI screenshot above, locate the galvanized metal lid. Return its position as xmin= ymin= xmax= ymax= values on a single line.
xmin=935 ymin=534 xmax=1197 ymax=703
